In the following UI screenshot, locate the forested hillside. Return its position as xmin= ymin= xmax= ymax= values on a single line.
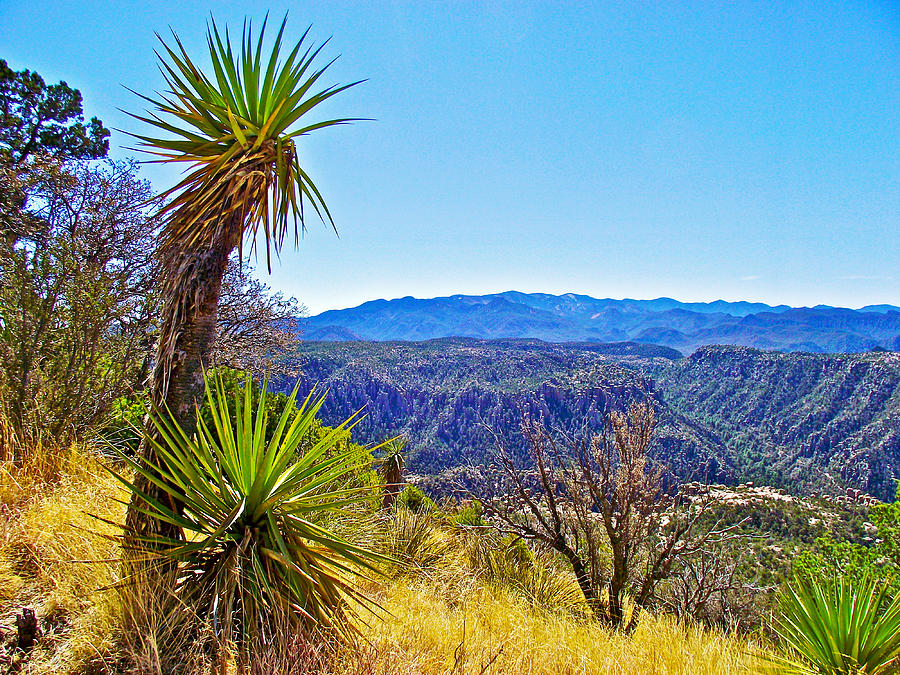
xmin=284 ymin=339 xmax=900 ymax=500
xmin=651 ymin=346 xmax=900 ymax=500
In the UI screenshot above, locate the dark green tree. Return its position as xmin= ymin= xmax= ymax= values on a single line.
xmin=0 ymin=59 xmax=110 ymax=164
xmin=0 ymin=158 xmax=159 ymax=459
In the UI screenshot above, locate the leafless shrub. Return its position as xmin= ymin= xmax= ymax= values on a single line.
xmin=481 ymin=400 xmax=743 ymax=630
xmin=214 ymin=255 xmax=304 ymax=379
xmin=657 ymin=543 xmax=774 ymax=632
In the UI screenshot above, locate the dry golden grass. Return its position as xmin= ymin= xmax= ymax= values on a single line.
xmin=0 ymin=452 xmax=770 ymax=675
xmin=0 ymin=439 xmax=75 ymax=506
xmin=0 ymin=445 xmax=331 ymax=675
xmin=0 ymin=447 xmax=128 ymax=674
xmin=332 ymin=579 xmax=766 ymax=675
xmin=334 ymin=512 xmax=769 ymax=674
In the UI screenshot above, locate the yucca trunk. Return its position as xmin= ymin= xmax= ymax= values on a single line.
xmin=125 ymin=213 xmax=242 ymax=548
xmin=380 ymin=455 xmax=405 ymax=511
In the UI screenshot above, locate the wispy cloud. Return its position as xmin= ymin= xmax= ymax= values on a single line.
xmin=840 ymin=274 xmax=894 ymax=281
xmin=739 ymin=275 xmax=761 ymax=282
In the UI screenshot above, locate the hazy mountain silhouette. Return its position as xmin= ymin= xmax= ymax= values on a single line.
xmin=302 ymin=292 xmax=900 ymax=353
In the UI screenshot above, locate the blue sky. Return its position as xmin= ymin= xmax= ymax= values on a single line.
xmin=2 ymin=1 xmax=898 ymax=313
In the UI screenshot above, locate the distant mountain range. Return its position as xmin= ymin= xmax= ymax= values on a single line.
xmin=302 ymin=292 xmax=900 ymax=354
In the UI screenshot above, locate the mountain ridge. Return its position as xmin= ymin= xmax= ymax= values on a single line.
xmin=302 ymin=292 xmax=900 ymax=354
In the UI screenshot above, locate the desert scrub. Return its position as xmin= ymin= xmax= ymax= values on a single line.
xmin=0 ymin=450 xmax=773 ymax=675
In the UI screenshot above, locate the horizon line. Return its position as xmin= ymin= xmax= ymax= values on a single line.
xmin=304 ymin=290 xmax=900 ymax=317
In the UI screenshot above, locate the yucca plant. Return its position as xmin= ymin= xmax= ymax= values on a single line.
xmin=128 ymin=13 xmax=363 ymax=421
xmin=111 ymin=370 xmax=385 ymax=645
xmin=379 ymin=437 xmax=407 ymax=511
xmin=767 ymin=574 xmax=900 ymax=674
xmin=123 ymin=15 xmax=362 ymax=547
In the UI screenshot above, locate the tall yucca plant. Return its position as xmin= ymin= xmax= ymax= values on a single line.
xmin=112 ymin=370 xmax=385 ymax=643
xmin=767 ymin=574 xmax=900 ymax=674
xmin=124 ymin=15 xmax=361 ymax=544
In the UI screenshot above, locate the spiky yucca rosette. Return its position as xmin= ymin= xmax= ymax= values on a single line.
xmin=111 ymin=372 xmax=388 ymax=643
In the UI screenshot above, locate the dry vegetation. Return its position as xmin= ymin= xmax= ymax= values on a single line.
xmin=338 ymin=573 xmax=764 ymax=675
xmin=0 ymin=446 xmax=127 ymax=672
xmin=0 ymin=445 xmax=768 ymax=674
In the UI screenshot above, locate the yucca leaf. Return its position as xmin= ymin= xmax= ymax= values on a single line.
xmin=259 ymin=17 xmax=291 ymax=116
xmin=768 ymin=573 xmax=900 ymax=674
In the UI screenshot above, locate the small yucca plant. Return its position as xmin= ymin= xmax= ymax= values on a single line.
xmin=768 ymin=574 xmax=900 ymax=674
xmin=111 ymin=370 xmax=385 ymax=645
xmin=379 ymin=437 xmax=407 ymax=511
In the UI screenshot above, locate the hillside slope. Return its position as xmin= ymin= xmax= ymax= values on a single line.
xmin=283 ymin=340 xmax=900 ymax=500
xmin=282 ymin=339 xmax=731 ymax=484
xmin=651 ymin=346 xmax=900 ymax=500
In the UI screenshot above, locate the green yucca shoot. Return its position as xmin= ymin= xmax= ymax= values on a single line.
xmin=766 ymin=573 xmax=900 ymax=674
xmin=110 ymin=370 xmax=387 ymax=643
